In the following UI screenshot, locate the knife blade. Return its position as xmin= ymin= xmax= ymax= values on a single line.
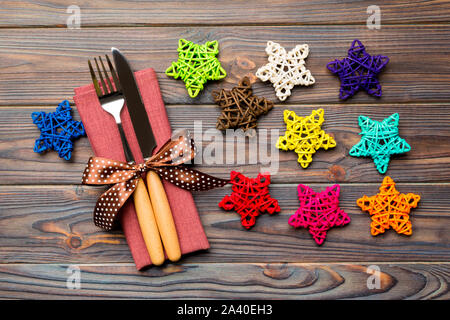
xmin=111 ymin=49 xmax=156 ymax=157
xmin=112 ymin=47 xmax=181 ymax=262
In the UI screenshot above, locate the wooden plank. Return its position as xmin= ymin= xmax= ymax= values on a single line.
xmin=1 ymin=104 xmax=448 ymax=185
xmin=0 ymin=262 xmax=447 ymax=299
xmin=0 ymin=25 xmax=450 ymax=105
xmin=0 ymin=184 xmax=448 ymax=264
xmin=1 ymin=1 xmax=449 ymax=27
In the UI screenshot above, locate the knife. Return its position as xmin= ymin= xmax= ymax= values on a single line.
xmin=112 ymin=47 xmax=181 ymax=263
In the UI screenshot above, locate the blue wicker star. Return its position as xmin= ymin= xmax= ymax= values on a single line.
xmin=327 ymin=39 xmax=389 ymax=100
xmin=349 ymin=113 xmax=410 ymax=174
xmin=32 ymin=100 xmax=85 ymax=160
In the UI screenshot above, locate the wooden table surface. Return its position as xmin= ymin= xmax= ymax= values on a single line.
xmin=0 ymin=1 xmax=449 ymax=299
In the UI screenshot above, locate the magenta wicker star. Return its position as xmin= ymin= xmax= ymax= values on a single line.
xmin=327 ymin=39 xmax=389 ymax=100
xmin=289 ymin=184 xmax=350 ymax=245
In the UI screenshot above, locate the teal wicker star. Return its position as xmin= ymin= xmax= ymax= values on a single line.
xmin=32 ymin=100 xmax=85 ymax=160
xmin=349 ymin=113 xmax=410 ymax=174
xmin=166 ymin=39 xmax=227 ymax=98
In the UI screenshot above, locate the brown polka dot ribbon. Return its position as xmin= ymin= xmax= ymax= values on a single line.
xmin=82 ymin=132 xmax=230 ymax=230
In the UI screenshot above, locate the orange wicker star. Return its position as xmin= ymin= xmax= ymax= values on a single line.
xmin=357 ymin=176 xmax=421 ymax=236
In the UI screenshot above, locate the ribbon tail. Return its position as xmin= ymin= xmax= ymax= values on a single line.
xmin=92 ymin=176 xmax=140 ymax=231
xmin=155 ymin=165 xmax=229 ymax=191
xmin=146 ymin=130 xmax=196 ymax=167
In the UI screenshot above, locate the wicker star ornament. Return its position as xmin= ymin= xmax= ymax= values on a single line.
xmin=219 ymin=171 xmax=280 ymax=229
xmin=327 ymin=39 xmax=389 ymax=100
xmin=277 ymin=108 xmax=336 ymax=168
xmin=349 ymin=113 xmax=410 ymax=174
xmin=32 ymin=100 xmax=85 ymax=160
xmin=256 ymin=41 xmax=315 ymax=101
xmin=212 ymin=77 xmax=274 ymax=131
xmin=166 ymin=39 xmax=227 ymax=98
xmin=289 ymin=184 xmax=351 ymax=245
xmin=357 ymin=176 xmax=420 ymax=236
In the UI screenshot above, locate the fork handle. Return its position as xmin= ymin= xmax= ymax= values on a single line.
xmin=146 ymin=171 xmax=181 ymax=262
xmin=133 ymin=177 xmax=165 ymax=266
xmin=117 ymin=122 xmax=133 ymax=162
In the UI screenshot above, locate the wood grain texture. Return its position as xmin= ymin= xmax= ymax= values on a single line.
xmin=0 ymin=0 xmax=449 ymax=300
xmin=0 ymin=184 xmax=448 ymax=264
xmin=1 ymin=1 xmax=449 ymax=27
xmin=1 ymin=104 xmax=448 ymax=185
xmin=0 ymin=262 xmax=448 ymax=299
xmin=1 ymin=25 xmax=450 ymax=105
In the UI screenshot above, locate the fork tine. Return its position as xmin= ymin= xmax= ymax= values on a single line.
xmin=94 ymin=57 xmax=108 ymax=95
xmin=88 ymin=60 xmax=102 ymax=97
xmin=106 ymin=55 xmax=120 ymax=92
xmin=99 ymin=56 xmax=114 ymax=93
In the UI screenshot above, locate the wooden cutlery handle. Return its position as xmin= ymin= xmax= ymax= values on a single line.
xmin=133 ymin=177 xmax=165 ymax=266
xmin=146 ymin=171 xmax=182 ymax=262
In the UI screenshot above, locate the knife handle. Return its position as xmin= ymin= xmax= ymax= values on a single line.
xmin=133 ymin=177 xmax=165 ymax=266
xmin=146 ymin=171 xmax=181 ymax=262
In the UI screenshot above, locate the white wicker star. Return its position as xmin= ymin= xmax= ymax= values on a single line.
xmin=256 ymin=41 xmax=315 ymax=101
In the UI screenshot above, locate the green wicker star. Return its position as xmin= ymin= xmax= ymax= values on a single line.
xmin=166 ymin=39 xmax=227 ymax=98
xmin=349 ymin=113 xmax=411 ymax=174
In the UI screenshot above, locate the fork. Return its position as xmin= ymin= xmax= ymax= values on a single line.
xmin=88 ymin=55 xmax=165 ymax=266
xmin=88 ymin=56 xmax=133 ymax=161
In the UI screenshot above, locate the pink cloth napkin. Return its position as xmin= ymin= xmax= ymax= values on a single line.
xmin=74 ymin=68 xmax=209 ymax=270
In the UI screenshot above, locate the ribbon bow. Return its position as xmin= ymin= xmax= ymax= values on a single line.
xmin=82 ymin=132 xmax=229 ymax=230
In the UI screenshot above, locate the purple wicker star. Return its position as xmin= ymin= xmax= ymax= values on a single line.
xmin=32 ymin=100 xmax=85 ymax=160
xmin=327 ymin=39 xmax=389 ymax=100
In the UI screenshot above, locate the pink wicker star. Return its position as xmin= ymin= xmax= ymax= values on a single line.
xmin=289 ymin=184 xmax=351 ymax=245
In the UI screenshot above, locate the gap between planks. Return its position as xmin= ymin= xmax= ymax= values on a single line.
xmin=2 ymin=182 xmax=450 ymax=188
xmin=2 ymin=22 xmax=450 ymax=29
xmin=0 ymin=261 xmax=448 ymax=266
xmin=2 ymin=102 xmax=450 ymax=108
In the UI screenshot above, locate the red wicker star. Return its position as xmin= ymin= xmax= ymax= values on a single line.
xmin=219 ymin=171 xmax=280 ymax=229
xmin=289 ymin=184 xmax=351 ymax=245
